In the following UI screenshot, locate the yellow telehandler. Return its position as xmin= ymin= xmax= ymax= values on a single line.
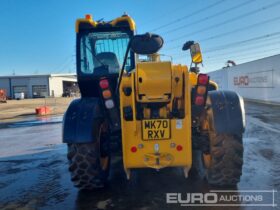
xmin=63 ymin=14 xmax=245 ymax=190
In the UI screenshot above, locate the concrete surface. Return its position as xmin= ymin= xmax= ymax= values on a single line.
xmin=0 ymin=97 xmax=73 ymax=122
xmin=0 ymin=101 xmax=279 ymax=210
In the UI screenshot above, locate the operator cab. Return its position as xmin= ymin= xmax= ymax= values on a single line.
xmin=76 ymin=15 xmax=136 ymax=97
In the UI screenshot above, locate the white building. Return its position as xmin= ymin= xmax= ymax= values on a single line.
xmin=0 ymin=73 xmax=77 ymax=99
xmin=208 ymin=54 xmax=280 ymax=103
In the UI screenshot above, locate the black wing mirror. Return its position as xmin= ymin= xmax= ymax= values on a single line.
xmin=182 ymin=41 xmax=195 ymax=51
xmin=116 ymin=33 xmax=163 ymax=93
xmin=130 ymin=33 xmax=164 ymax=55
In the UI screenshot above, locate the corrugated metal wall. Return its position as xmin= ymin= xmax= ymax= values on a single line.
xmin=0 ymin=78 xmax=10 ymax=97
xmin=0 ymin=77 xmax=49 ymax=98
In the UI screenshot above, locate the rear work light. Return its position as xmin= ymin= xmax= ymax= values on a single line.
xmin=99 ymin=79 xmax=109 ymax=89
xmin=105 ymin=99 xmax=114 ymax=109
xmin=102 ymin=90 xmax=112 ymax=99
xmin=198 ymin=74 xmax=209 ymax=85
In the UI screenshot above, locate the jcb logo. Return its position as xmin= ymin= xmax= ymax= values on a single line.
xmin=234 ymin=76 xmax=249 ymax=86
xmin=142 ymin=120 xmax=170 ymax=140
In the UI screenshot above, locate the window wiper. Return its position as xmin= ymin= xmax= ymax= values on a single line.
xmin=116 ymin=39 xmax=132 ymax=95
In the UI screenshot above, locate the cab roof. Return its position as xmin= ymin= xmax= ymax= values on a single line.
xmin=76 ymin=14 xmax=136 ymax=33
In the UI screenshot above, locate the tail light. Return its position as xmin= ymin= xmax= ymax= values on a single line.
xmin=105 ymin=99 xmax=114 ymax=109
xmin=99 ymin=79 xmax=109 ymax=89
xmin=197 ymin=86 xmax=206 ymax=95
xmin=194 ymin=96 xmax=205 ymax=106
xmin=198 ymin=74 xmax=209 ymax=85
xmin=99 ymin=78 xmax=114 ymax=109
xmin=194 ymin=74 xmax=209 ymax=106
xmin=98 ymin=78 xmax=120 ymax=132
xmin=102 ymin=90 xmax=112 ymax=99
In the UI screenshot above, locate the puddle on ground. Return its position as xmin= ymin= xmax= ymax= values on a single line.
xmin=0 ymin=115 xmax=63 ymax=129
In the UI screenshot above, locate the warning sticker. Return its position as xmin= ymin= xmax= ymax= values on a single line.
xmin=176 ymin=120 xmax=183 ymax=129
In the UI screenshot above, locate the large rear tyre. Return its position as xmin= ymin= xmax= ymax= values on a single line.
xmin=206 ymin=133 xmax=243 ymax=186
xmin=67 ymin=125 xmax=110 ymax=190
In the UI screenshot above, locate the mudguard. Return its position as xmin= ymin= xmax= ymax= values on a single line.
xmin=62 ymin=97 xmax=105 ymax=143
xmin=206 ymin=90 xmax=245 ymax=134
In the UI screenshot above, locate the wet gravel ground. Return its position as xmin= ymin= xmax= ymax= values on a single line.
xmin=0 ymin=101 xmax=279 ymax=210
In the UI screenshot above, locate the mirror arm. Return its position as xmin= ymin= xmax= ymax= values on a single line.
xmin=116 ymin=40 xmax=132 ymax=95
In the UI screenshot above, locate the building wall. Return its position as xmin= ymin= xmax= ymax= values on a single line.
xmin=49 ymin=76 xmax=77 ymax=97
xmin=208 ymin=69 xmax=228 ymax=90
xmin=0 ymin=78 xmax=10 ymax=97
xmin=208 ymin=55 xmax=280 ymax=103
xmin=0 ymin=74 xmax=77 ymax=98
xmin=10 ymin=77 xmax=49 ymax=98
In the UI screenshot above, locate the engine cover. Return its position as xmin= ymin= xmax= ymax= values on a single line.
xmin=136 ymin=62 xmax=172 ymax=103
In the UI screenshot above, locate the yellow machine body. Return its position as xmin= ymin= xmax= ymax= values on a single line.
xmin=120 ymin=61 xmax=193 ymax=172
xmin=136 ymin=62 xmax=172 ymax=103
xmin=75 ymin=13 xmax=218 ymax=175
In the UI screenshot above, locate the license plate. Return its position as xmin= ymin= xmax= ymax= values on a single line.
xmin=142 ymin=119 xmax=170 ymax=140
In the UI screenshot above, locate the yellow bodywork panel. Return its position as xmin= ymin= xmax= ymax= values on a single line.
xmin=76 ymin=15 xmax=136 ymax=33
xmin=189 ymin=72 xmax=198 ymax=86
xmin=209 ymin=80 xmax=218 ymax=90
xmin=172 ymin=65 xmax=184 ymax=98
xmin=110 ymin=16 xmax=136 ymax=31
xmin=136 ymin=62 xmax=172 ymax=103
xmin=119 ymin=63 xmax=192 ymax=170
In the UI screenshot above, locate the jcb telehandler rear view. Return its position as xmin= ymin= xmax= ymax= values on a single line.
xmin=63 ymin=14 xmax=245 ymax=190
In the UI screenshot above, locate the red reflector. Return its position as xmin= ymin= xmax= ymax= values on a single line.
xmin=198 ymin=74 xmax=209 ymax=85
xmin=99 ymin=79 xmax=109 ymax=89
xmin=176 ymin=145 xmax=183 ymax=151
xmin=131 ymin=146 xmax=137 ymax=153
xmin=195 ymin=96 xmax=205 ymax=106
